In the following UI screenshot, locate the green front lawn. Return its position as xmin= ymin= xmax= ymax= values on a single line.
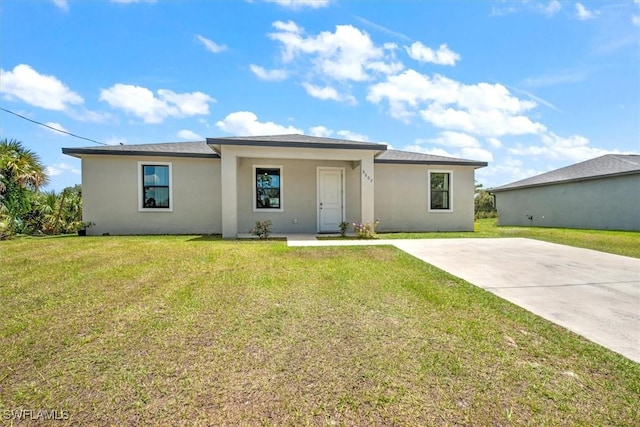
xmin=380 ymin=218 xmax=640 ymax=258
xmin=1 ymin=236 xmax=638 ymax=425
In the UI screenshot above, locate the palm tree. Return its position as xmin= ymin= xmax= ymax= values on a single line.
xmin=0 ymin=139 xmax=48 ymax=190
xmin=0 ymin=139 xmax=49 ymax=235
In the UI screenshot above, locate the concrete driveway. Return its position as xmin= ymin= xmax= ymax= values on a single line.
xmin=289 ymin=237 xmax=640 ymax=363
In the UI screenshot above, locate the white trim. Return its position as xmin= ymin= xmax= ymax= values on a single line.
xmin=317 ymin=167 xmax=346 ymax=232
xmin=428 ymin=169 xmax=453 ymax=213
xmin=138 ymin=161 xmax=173 ymax=212
xmin=253 ymin=164 xmax=284 ymax=212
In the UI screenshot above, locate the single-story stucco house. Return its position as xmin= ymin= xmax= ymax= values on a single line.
xmin=62 ymin=134 xmax=487 ymax=238
xmin=490 ymin=154 xmax=640 ymax=231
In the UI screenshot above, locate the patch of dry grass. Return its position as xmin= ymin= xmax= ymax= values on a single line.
xmin=1 ymin=236 xmax=638 ymax=425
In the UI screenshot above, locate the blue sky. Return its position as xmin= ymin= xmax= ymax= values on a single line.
xmin=1 ymin=0 xmax=638 ymax=191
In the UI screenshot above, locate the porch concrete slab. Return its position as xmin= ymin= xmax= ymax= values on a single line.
xmin=289 ymin=237 xmax=640 ymax=363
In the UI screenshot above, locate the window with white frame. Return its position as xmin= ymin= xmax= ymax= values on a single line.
xmin=254 ymin=166 xmax=282 ymax=211
xmin=138 ymin=162 xmax=173 ymax=211
xmin=429 ymin=171 xmax=452 ymax=211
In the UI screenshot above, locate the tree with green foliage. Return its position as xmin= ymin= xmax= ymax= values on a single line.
xmin=474 ymin=183 xmax=497 ymax=219
xmin=0 ymin=139 xmax=49 ymax=236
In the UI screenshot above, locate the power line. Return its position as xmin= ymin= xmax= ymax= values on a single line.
xmin=0 ymin=107 xmax=107 ymax=145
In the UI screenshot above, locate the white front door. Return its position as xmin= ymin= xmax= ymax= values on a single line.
xmin=318 ymin=167 xmax=345 ymax=232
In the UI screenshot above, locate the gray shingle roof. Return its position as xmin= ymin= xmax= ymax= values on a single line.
xmin=206 ymin=134 xmax=387 ymax=150
xmin=490 ymin=154 xmax=640 ymax=192
xmin=375 ymin=149 xmax=488 ymax=167
xmin=62 ymin=135 xmax=489 ymax=167
xmin=62 ymin=141 xmax=219 ymax=158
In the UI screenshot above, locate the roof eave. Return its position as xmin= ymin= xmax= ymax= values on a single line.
xmin=206 ymin=137 xmax=387 ymax=151
xmin=375 ymin=159 xmax=488 ymax=168
xmin=490 ymin=170 xmax=640 ymax=192
xmin=61 ymin=148 xmax=220 ymax=159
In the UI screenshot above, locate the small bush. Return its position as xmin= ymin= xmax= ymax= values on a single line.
xmin=352 ymin=220 xmax=379 ymax=239
xmin=251 ymin=220 xmax=273 ymax=239
xmin=339 ymin=221 xmax=349 ymax=237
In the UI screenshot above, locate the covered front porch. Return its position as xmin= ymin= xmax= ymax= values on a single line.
xmin=207 ymin=135 xmax=386 ymax=239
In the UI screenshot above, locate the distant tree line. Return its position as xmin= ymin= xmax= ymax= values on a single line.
xmin=0 ymin=138 xmax=82 ymax=239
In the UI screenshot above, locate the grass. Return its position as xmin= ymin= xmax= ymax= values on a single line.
xmin=1 ymin=236 xmax=639 ymax=426
xmin=379 ymin=218 xmax=640 ymax=258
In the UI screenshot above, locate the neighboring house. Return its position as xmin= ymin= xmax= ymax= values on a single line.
xmin=62 ymin=134 xmax=487 ymax=238
xmin=490 ymin=154 xmax=640 ymax=231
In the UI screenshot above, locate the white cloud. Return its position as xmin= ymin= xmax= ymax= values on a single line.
xmin=575 ymin=3 xmax=598 ymax=21
xmin=0 ymin=64 xmax=83 ymax=111
xmin=403 ymin=143 xmax=493 ymax=162
xmin=412 ymin=131 xmax=493 ymax=162
xmin=492 ymin=1 xmax=560 ymax=18
xmin=405 ymin=42 xmax=461 ymax=66
xmin=268 ymin=21 xmax=396 ymax=82
xmin=272 ymin=20 xmax=303 ymax=33
xmin=177 ymin=129 xmax=203 ymax=140
xmin=307 ymin=125 xmax=368 ymax=141
xmin=263 ymin=0 xmax=330 ymax=9
xmin=367 ymin=69 xmax=449 ymax=120
xmin=367 ymin=69 xmax=545 ymax=137
xmin=365 ymin=60 xmax=404 ymax=75
xmin=459 ymin=147 xmax=494 ymax=162
xmin=249 ymin=65 xmax=289 ymax=81
xmin=477 ymin=157 xmax=545 ymax=187
xmin=507 ymin=132 xmax=617 ymax=162
xmin=633 ymin=15 xmax=640 ymax=26
xmin=487 ymin=137 xmax=503 ymax=148
xmin=51 ymin=0 xmax=69 ymax=11
xmin=157 ymin=89 xmax=214 ymax=116
xmin=44 ymin=122 xmax=69 ymax=135
xmin=420 ymin=104 xmax=545 ymax=137
xmin=308 ymin=125 xmax=333 ymax=137
xmin=99 ymin=84 xmax=214 ymax=123
xmin=215 ymin=111 xmax=302 ymax=135
xmin=336 ymin=130 xmax=369 ymax=142
xmin=45 ymin=162 xmax=80 ymax=177
xmin=302 ymin=83 xmax=356 ymax=104
xmin=423 ymin=131 xmax=480 ymax=148
xmin=196 ymin=35 xmax=227 ymax=53
xmin=542 ymin=0 xmax=561 ymax=17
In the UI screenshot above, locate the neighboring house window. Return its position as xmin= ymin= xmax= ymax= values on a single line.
xmin=138 ymin=162 xmax=173 ymax=212
xmin=429 ymin=171 xmax=452 ymax=211
xmin=254 ymin=166 xmax=282 ymax=211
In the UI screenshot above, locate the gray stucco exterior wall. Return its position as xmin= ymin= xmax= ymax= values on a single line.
xmin=81 ymin=155 xmax=221 ymax=235
xmin=77 ymin=154 xmax=480 ymax=235
xmin=494 ymin=174 xmax=640 ymax=231
xmin=235 ymin=157 xmax=361 ymax=234
xmin=374 ymin=164 xmax=476 ymax=232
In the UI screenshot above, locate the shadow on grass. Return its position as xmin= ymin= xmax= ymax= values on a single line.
xmin=187 ymin=234 xmax=223 ymax=242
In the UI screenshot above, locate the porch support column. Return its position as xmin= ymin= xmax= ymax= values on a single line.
xmin=221 ymin=149 xmax=238 ymax=239
xmin=360 ymin=155 xmax=375 ymax=225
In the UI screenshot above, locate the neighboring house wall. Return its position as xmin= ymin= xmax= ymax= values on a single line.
xmin=81 ymin=155 xmax=221 ymax=235
xmin=236 ymin=157 xmax=361 ymax=234
xmin=495 ymin=174 xmax=640 ymax=231
xmin=374 ymin=164 xmax=476 ymax=232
